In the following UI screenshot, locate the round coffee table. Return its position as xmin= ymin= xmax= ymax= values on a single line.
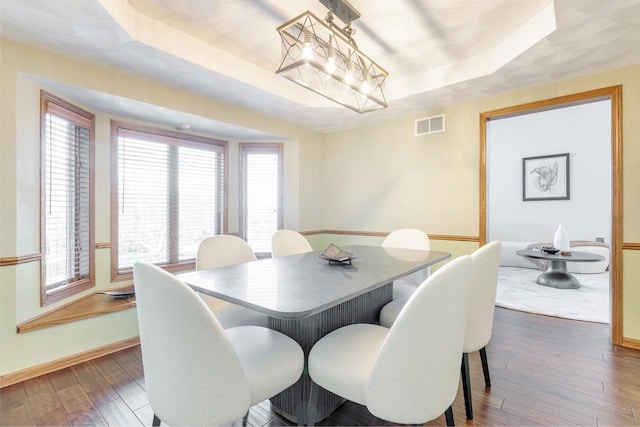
xmin=516 ymin=249 xmax=606 ymax=289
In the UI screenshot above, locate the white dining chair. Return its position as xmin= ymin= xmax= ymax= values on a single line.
xmin=379 ymin=241 xmax=502 ymax=420
xmin=460 ymin=240 xmax=502 ymax=419
xmin=197 ymin=234 xmax=258 ymax=270
xmin=381 ymin=228 xmax=431 ymax=299
xmin=133 ymin=262 xmax=304 ymax=427
xmin=196 ymin=235 xmax=268 ymax=328
xmin=271 ymin=229 xmax=313 ymax=258
xmin=308 ymin=256 xmax=472 ymax=426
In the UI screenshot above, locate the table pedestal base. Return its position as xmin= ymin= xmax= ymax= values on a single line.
xmin=536 ymin=260 xmax=580 ymax=289
xmin=268 ymin=283 xmax=393 ymax=424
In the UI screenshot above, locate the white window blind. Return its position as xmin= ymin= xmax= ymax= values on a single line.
xmin=178 ymin=146 xmax=225 ymax=259
xmin=114 ymin=125 xmax=225 ymax=275
xmin=41 ymin=92 xmax=94 ymax=305
xmin=240 ymin=144 xmax=283 ymax=254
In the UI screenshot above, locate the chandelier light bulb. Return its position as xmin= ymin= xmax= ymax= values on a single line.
xmin=360 ymin=80 xmax=370 ymax=94
xmin=302 ymin=30 xmax=313 ymax=60
xmin=345 ymin=69 xmax=354 ymax=85
xmin=303 ymin=42 xmax=313 ymax=60
xmin=325 ymin=56 xmax=337 ymax=73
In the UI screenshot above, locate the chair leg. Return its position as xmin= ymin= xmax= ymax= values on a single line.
xmin=480 ymin=346 xmax=491 ymax=387
xmin=445 ymin=405 xmax=455 ymax=426
xmin=461 ymin=353 xmax=473 ymax=419
xmin=242 ymin=410 xmax=249 ymax=426
xmin=152 ymin=414 xmax=161 ymax=426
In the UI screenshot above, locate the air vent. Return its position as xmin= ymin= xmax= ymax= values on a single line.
xmin=415 ymin=114 xmax=445 ymax=136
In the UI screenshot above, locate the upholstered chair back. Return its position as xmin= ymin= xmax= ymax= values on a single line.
xmin=464 ymin=241 xmax=502 ymax=353
xmin=271 ymin=229 xmax=313 ymax=258
xmin=133 ymin=262 xmax=250 ymax=426
xmin=366 ymin=255 xmax=472 ymax=422
xmin=196 ymin=235 xmax=257 ymax=271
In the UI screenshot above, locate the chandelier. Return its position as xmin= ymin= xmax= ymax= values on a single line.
xmin=276 ymin=0 xmax=388 ymax=113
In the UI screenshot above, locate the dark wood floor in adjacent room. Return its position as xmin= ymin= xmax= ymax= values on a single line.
xmin=2 ymin=307 xmax=640 ymax=426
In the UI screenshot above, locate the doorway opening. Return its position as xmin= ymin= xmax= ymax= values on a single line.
xmin=479 ymin=86 xmax=622 ymax=344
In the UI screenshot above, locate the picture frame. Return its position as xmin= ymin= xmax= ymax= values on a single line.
xmin=522 ymin=153 xmax=570 ymax=201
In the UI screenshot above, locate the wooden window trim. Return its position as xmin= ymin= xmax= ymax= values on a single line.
xmin=40 ymin=91 xmax=96 ymax=306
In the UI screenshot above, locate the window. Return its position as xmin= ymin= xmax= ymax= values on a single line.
xmin=111 ymin=122 xmax=227 ymax=280
xmin=40 ymin=91 xmax=95 ymax=306
xmin=239 ymin=143 xmax=283 ymax=255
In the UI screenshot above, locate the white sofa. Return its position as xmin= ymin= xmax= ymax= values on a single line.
xmin=499 ymin=240 xmax=609 ymax=274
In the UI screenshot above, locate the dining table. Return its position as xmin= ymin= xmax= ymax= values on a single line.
xmin=178 ymin=244 xmax=451 ymax=424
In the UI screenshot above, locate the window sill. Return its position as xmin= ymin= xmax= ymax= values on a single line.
xmin=17 ymin=286 xmax=136 ymax=333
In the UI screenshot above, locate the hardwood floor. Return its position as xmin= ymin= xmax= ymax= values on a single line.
xmin=2 ymin=308 xmax=640 ymax=426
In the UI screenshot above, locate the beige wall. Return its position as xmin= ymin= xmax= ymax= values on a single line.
xmin=2 ymin=35 xmax=639 ymax=377
xmin=623 ymin=250 xmax=640 ymax=340
xmin=321 ymin=103 xmax=479 ymax=235
xmin=321 ymin=64 xmax=640 ymax=340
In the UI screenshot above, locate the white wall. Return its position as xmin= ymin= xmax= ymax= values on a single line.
xmin=487 ymin=100 xmax=611 ymax=244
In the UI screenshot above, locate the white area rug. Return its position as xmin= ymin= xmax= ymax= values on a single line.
xmin=495 ymin=266 xmax=609 ymax=323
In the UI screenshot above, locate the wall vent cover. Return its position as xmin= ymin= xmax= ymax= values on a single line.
xmin=415 ymin=114 xmax=445 ymax=136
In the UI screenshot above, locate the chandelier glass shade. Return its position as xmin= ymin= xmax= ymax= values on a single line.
xmin=276 ymin=11 xmax=388 ymax=113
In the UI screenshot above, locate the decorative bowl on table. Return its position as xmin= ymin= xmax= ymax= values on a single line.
xmin=320 ymin=243 xmax=356 ymax=264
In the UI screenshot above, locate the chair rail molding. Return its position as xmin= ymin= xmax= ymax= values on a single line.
xmin=0 ymin=254 xmax=41 ymax=266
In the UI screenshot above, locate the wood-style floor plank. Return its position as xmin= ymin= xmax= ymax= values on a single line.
xmin=489 ymin=376 xmax=599 ymax=425
xmin=70 ymin=361 xmax=119 ymax=407
xmin=98 ymin=399 xmax=143 ymax=426
xmin=91 ymin=356 xmax=134 ymax=389
xmin=111 ymin=347 xmax=145 ymax=386
xmin=133 ymin=403 xmax=155 ymax=427
xmin=2 ymin=307 xmax=640 ymax=426
xmin=47 ymin=367 xmax=78 ymax=392
xmin=499 ymin=398 xmax=588 ymax=426
xmin=0 ymin=383 xmax=35 ymax=426
xmin=57 ymin=383 xmax=107 ymax=426
xmin=91 ymin=355 xmax=148 ymax=411
xmin=113 ymin=380 xmax=149 ymax=412
xmin=22 ymin=376 xmax=71 ymax=426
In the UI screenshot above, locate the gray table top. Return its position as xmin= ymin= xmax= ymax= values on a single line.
xmin=516 ymin=248 xmax=605 ymax=262
xmin=178 ymin=245 xmax=451 ymax=319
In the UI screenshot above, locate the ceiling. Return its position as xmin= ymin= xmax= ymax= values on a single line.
xmin=2 ymin=0 xmax=640 ymax=140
